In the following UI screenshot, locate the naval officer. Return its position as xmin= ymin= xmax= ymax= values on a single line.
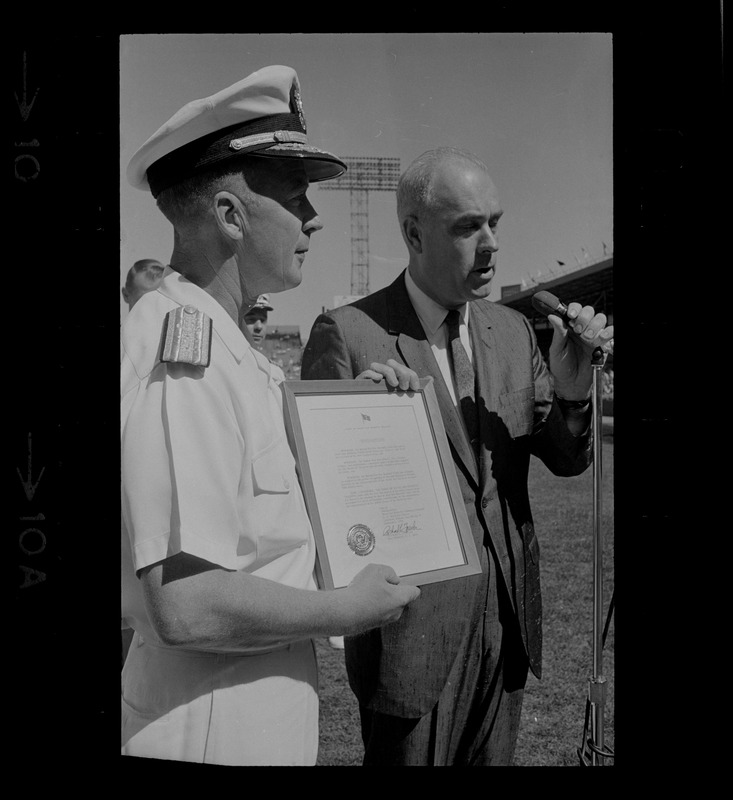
xmin=121 ymin=65 xmax=420 ymax=766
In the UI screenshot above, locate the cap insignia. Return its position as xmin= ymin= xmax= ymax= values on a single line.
xmin=290 ymin=83 xmax=307 ymax=132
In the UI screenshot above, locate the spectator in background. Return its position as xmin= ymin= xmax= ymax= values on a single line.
xmin=243 ymin=293 xmax=273 ymax=350
xmin=121 ymin=258 xmax=165 ymax=310
xmin=241 ymin=294 xmax=287 ymax=383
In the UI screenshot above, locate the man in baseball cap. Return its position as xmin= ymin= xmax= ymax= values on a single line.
xmin=120 ymin=65 xmax=421 ymax=766
xmin=242 ymin=293 xmax=274 ymax=350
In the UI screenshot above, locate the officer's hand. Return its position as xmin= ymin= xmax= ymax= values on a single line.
xmin=339 ymin=563 xmax=421 ymax=634
xmin=356 ymin=359 xmax=420 ymax=391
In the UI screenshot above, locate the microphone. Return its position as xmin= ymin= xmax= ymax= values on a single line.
xmin=531 ymin=290 xmax=613 ymax=355
xmin=531 ymin=290 xmax=572 ymax=321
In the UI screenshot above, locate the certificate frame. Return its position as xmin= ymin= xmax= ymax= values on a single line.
xmin=281 ymin=377 xmax=481 ymax=589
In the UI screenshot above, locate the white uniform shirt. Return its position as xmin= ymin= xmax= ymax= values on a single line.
xmin=120 ymin=269 xmax=317 ymax=650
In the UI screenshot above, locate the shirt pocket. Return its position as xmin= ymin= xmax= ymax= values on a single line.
xmin=496 ymin=386 xmax=535 ymax=438
xmin=251 ymin=437 xmax=294 ymax=495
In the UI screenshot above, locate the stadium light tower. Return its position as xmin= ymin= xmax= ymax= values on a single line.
xmin=319 ymin=156 xmax=401 ymax=297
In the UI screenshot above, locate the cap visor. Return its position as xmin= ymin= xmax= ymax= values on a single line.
xmin=250 ymin=143 xmax=347 ymax=182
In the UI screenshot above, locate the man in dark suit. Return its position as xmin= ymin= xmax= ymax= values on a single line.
xmin=301 ymin=147 xmax=613 ymax=765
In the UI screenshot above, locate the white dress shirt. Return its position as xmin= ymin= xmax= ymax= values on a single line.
xmin=404 ymin=267 xmax=473 ymax=409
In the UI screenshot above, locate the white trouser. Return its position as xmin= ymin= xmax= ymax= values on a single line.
xmin=121 ymin=632 xmax=319 ymax=765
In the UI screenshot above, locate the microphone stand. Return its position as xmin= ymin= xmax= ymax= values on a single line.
xmin=527 ymin=291 xmax=615 ymax=764
xmin=578 ymin=345 xmax=615 ymax=766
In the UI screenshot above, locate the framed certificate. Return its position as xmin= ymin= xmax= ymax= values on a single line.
xmin=281 ymin=377 xmax=481 ymax=589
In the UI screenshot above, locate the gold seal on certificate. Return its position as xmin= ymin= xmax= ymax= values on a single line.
xmin=347 ymin=524 xmax=376 ymax=556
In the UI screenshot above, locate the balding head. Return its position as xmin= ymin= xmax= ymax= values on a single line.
xmin=397 ymin=147 xmax=502 ymax=308
xmin=122 ymin=259 xmax=165 ymax=309
xmin=396 ymin=147 xmax=493 ymax=229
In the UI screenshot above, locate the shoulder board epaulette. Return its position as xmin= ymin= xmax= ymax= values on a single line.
xmin=159 ymin=305 xmax=212 ymax=367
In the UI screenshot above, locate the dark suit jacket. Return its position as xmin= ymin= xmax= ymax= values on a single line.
xmin=301 ymin=271 xmax=593 ymax=717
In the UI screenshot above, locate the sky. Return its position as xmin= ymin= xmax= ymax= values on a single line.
xmin=120 ymin=33 xmax=612 ymax=339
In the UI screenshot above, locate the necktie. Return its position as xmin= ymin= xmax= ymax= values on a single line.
xmin=445 ymin=309 xmax=479 ymax=446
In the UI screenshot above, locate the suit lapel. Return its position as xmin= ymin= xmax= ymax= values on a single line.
xmin=469 ymin=302 xmax=519 ymax=613
xmin=470 ymin=300 xmax=501 ymax=493
xmin=470 ymin=301 xmax=497 ymax=435
xmin=386 ymin=274 xmax=480 ymax=488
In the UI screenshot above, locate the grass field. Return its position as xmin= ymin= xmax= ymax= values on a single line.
xmin=314 ymin=439 xmax=614 ymax=767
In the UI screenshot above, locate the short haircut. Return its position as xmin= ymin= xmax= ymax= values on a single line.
xmin=396 ymin=147 xmax=490 ymax=223
xmin=125 ymin=259 xmax=165 ymax=292
xmin=156 ymin=156 xmax=267 ymax=228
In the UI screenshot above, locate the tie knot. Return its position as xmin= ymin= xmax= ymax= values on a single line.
xmin=445 ymin=309 xmax=461 ymax=336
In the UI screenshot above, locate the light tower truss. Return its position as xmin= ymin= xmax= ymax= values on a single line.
xmin=319 ymin=156 xmax=401 ymax=297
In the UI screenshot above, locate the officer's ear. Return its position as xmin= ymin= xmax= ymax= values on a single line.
xmin=121 ymin=286 xmax=130 ymax=304
xmin=213 ymin=191 xmax=245 ymax=241
xmin=402 ymin=214 xmax=423 ymax=254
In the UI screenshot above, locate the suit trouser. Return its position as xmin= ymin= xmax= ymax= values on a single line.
xmin=359 ymin=547 xmax=529 ymax=766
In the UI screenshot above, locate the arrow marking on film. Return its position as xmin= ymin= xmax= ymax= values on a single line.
xmin=15 ymin=51 xmax=40 ymax=122
xmin=17 ymin=432 xmax=45 ymax=501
